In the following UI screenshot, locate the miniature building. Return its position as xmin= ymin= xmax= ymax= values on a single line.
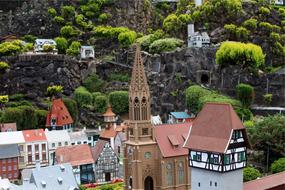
xmin=151 ymin=115 xmax=162 ymax=125
xmin=45 ymin=98 xmax=74 ymax=131
xmin=0 ymin=178 xmax=20 ymax=190
xmin=0 ymin=144 xmax=20 ymax=181
xmin=80 ymin=46 xmax=95 ymax=59
xmin=275 ymin=0 xmax=285 ymax=6
xmin=168 ymin=112 xmax=194 ymax=124
xmin=123 ymin=45 xmax=191 ymax=190
xmin=34 ymin=39 xmax=57 ymax=54
xmin=184 ymin=103 xmax=250 ymax=190
xmin=55 ymin=144 xmax=95 ymax=184
xmin=188 ymin=24 xmax=210 ymax=48
xmin=0 ymin=123 xmax=17 ymax=132
xmin=91 ymin=140 xmax=120 ymax=183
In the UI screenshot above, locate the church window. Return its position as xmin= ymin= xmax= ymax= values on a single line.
xmin=142 ymin=128 xmax=148 ymax=135
xmin=134 ymin=98 xmax=140 ymax=120
xmin=129 ymin=128 xmax=133 ymax=136
xmin=166 ymin=163 xmax=173 ymax=186
xmin=144 ymin=152 xmax=151 ymax=159
xmin=178 ymin=161 xmax=184 ymax=184
xmin=141 ymin=97 xmax=148 ymax=120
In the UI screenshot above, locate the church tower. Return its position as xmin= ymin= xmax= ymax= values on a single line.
xmin=124 ymin=45 xmax=157 ymax=190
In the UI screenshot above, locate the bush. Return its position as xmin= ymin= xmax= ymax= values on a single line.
xmin=149 ymin=38 xmax=184 ymax=54
xmin=21 ymin=35 xmax=37 ymax=43
xmin=54 ymin=16 xmax=65 ymax=24
xmin=92 ymin=92 xmax=102 ymax=104
xmin=0 ymin=95 xmax=9 ymax=105
xmin=216 ymin=41 xmax=265 ymax=70
xmin=242 ymin=19 xmax=258 ymax=30
xmin=9 ymin=94 xmax=24 ymax=101
xmin=118 ymin=31 xmax=137 ymax=47
xmin=47 ymin=85 xmax=63 ymax=97
xmin=98 ymin=13 xmax=111 ymax=23
xmin=83 ymin=73 xmax=104 ymax=92
xmin=108 ymin=91 xmax=129 ymax=114
xmin=263 ymin=93 xmax=272 ymax=105
xmin=54 ymin=37 xmax=68 ymax=54
xmin=6 ymin=100 xmax=32 ymax=108
xmin=66 ymin=41 xmax=81 ymax=56
xmin=224 ymin=24 xmax=237 ymax=34
xmin=60 ymin=26 xmax=78 ymax=38
xmin=243 ymin=167 xmax=262 ymax=182
xmin=61 ymin=5 xmax=75 ymax=19
xmin=273 ymin=42 xmax=285 ymax=56
xmin=0 ymin=61 xmax=9 ymax=71
xmin=270 ymin=32 xmax=281 ymax=42
xmin=236 ymin=83 xmax=254 ymax=107
xmin=74 ymin=86 xmax=93 ymax=106
xmin=0 ymin=40 xmax=24 ymax=56
xmin=22 ymin=43 xmax=34 ymax=52
xmin=236 ymin=26 xmax=250 ymax=41
xmin=48 ymin=7 xmax=57 ymax=17
xmin=108 ymin=73 xmax=130 ymax=82
xmin=271 ymin=158 xmax=285 ymax=174
xmin=136 ymin=30 xmax=165 ymax=51
xmin=235 ymin=107 xmax=253 ymax=121
xmin=63 ymin=97 xmax=78 ymax=123
xmin=43 ymin=44 xmax=55 ymax=52
xmin=259 ymin=6 xmax=270 ymax=15
xmin=163 ymin=14 xmax=183 ymax=33
xmin=94 ymin=95 xmax=108 ymax=113
xmin=75 ymin=14 xmax=88 ymax=29
xmin=185 ymin=85 xmax=211 ymax=113
xmin=244 ymin=120 xmax=254 ymax=128
xmin=35 ymin=109 xmax=48 ymax=128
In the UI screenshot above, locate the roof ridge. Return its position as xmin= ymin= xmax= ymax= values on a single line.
xmin=244 ymin=171 xmax=285 ymax=184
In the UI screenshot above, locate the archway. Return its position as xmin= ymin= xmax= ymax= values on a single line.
xmin=201 ymin=73 xmax=209 ymax=84
xmin=144 ymin=176 xmax=154 ymax=190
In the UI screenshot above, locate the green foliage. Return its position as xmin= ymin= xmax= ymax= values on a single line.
xmin=259 ymin=6 xmax=270 ymax=15
xmin=0 ymin=61 xmax=9 ymax=71
xmin=163 ymin=14 xmax=182 ymax=33
xmin=54 ymin=16 xmax=65 ymax=24
xmin=236 ymin=83 xmax=254 ymax=107
xmin=271 ymin=158 xmax=285 ymax=174
xmin=149 ymin=38 xmax=184 ymax=54
xmin=216 ymin=41 xmax=265 ymax=70
xmin=185 ymin=85 xmax=211 ymax=113
xmin=259 ymin=22 xmax=281 ymax=33
xmin=74 ymin=86 xmax=93 ymax=106
xmin=242 ymin=19 xmax=258 ymax=30
xmin=108 ymin=73 xmax=130 ymax=82
xmin=80 ymin=1 xmax=100 ymax=18
xmin=224 ymin=24 xmax=237 ymax=33
xmin=118 ymin=31 xmax=137 ymax=47
xmin=66 ymin=41 xmax=81 ymax=56
xmin=273 ymin=42 xmax=285 ymax=56
xmin=0 ymin=95 xmax=9 ymax=105
xmin=92 ymin=92 xmax=102 ymax=104
xmin=47 ymin=85 xmax=63 ymax=97
xmin=75 ymin=14 xmax=89 ymax=29
xmin=61 ymin=6 xmax=75 ymax=19
xmin=270 ymin=32 xmax=281 ymax=42
xmin=83 ymin=73 xmax=104 ymax=92
xmin=60 ymin=26 xmax=78 ymax=38
xmin=0 ymin=40 xmax=24 ymax=56
xmin=243 ymin=120 xmax=254 ymax=128
xmin=235 ymin=107 xmax=253 ymax=121
xmin=243 ymin=167 xmax=262 ymax=182
xmin=48 ymin=7 xmax=57 ymax=17
xmin=6 ymin=100 xmax=32 ymax=108
xmin=236 ymin=26 xmax=250 ymax=41
xmin=94 ymin=95 xmax=108 ymax=113
xmin=136 ymin=30 xmax=165 ymax=51
xmin=55 ymin=37 xmax=68 ymax=54
xmin=35 ymin=109 xmax=48 ymax=128
xmin=176 ymin=0 xmax=192 ymax=14
xmin=21 ymin=35 xmax=37 ymax=43
xmin=22 ymin=43 xmax=34 ymax=52
xmin=178 ymin=14 xmax=192 ymax=25
xmin=108 ymin=91 xmax=129 ymax=114
xmin=43 ymin=44 xmax=55 ymax=52
xmin=9 ymin=94 xmax=24 ymax=101
xmin=98 ymin=13 xmax=111 ymax=23
xmin=63 ymin=97 xmax=78 ymax=123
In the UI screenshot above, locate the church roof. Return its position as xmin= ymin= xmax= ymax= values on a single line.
xmin=103 ymin=106 xmax=116 ymax=117
xmin=154 ymin=122 xmax=192 ymax=158
xmin=184 ymin=103 xmax=249 ymax=153
xmin=91 ymin=140 xmax=108 ymax=162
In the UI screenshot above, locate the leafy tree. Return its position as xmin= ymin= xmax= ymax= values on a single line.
xmin=22 ymin=43 xmax=34 ymax=52
xmin=0 ymin=95 xmax=8 ymax=109
xmin=236 ymin=83 xmax=254 ymax=107
xmin=83 ymin=73 xmax=104 ymax=92
xmin=108 ymin=91 xmax=129 ymax=114
xmin=61 ymin=6 xmax=75 ymax=19
xmin=54 ymin=16 xmax=65 ymax=24
xmin=47 ymin=85 xmax=63 ymax=97
xmin=185 ymin=85 xmax=211 ymax=113
xmin=35 ymin=109 xmax=48 ymax=128
xmin=21 ymin=35 xmax=37 ymax=43
xmin=149 ymin=38 xmax=183 ymax=54
xmin=242 ymin=19 xmax=258 ymax=30
xmin=136 ymin=30 xmax=165 ymax=51
xmin=259 ymin=6 xmax=270 ymax=15
xmin=163 ymin=14 xmax=183 ymax=33
xmin=63 ymin=97 xmax=78 ymax=123
xmin=74 ymin=86 xmax=93 ymax=107
xmin=48 ymin=7 xmax=57 ymax=17
xmin=0 ymin=40 xmax=24 ymax=56
xmin=98 ymin=13 xmax=111 ymax=23
xmin=92 ymin=92 xmax=102 ymax=104
xmin=66 ymin=41 xmax=81 ymax=56
xmin=118 ymin=31 xmax=137 ymax=47
xmin=271 ymin=158 xmax=285 ymax=174
xmin=0 ymin=61 xmax=9 ymax=72
xmin=60 ymin=26 xmax=78 ymax=38
xmin=55 ymin=37 xmax=68 ymax=54
xmin=94 ymin=95 xmax=108 ymax=113
xmin=243 ymin=167 xmax=262 ymax=182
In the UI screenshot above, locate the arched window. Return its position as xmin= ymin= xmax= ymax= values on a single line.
xmin=166 ymin=163 xmax=173 ymax=186
xmin=141 ymin=97 xmax=148 ymax=120
xmin=134 ymin=98 xmax=140 ymax=120
xmin=178 ymin=161 xmax=184 ymax=184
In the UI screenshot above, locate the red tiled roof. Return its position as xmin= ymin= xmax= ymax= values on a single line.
xmin=100 ymin=127 xmax=117 ymax=139
xmin=55 ymin=144 xmax=94 ymax=166
xmin=22 ymin=129 xmax=47 ymax=142
xmin=244 ymin=171 xmax=285 ymax=190
xmin=154 ymin=122 xmax=192 ymax=158
xmin=0 ymin=123 xmax=17 ymax=132
xmin=184 ymin=103 xmax=250 ymax=153
xmin=91 ymin=140 xmax=108 ymax=162
xmin=103 ymin=106 xmax=116 ymax=117
xmin=45 ymin=98 xmax=73 ymax=127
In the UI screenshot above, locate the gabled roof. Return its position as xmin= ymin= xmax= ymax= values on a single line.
xmin=184 ymin=103 xmax=249 ymax=153
xmin=91 ymin=140 xmax=108 ymax=162
xmin=46 ymin=98 xmax=73 ymax=127
xmin=55 ymin=144 xmax=94 ymax=166
xmin=22 ymin=129 xmax=47 ymax=142
xmin=170 ymin=112 xmax=191 ymax=119
xmin=244 ymin=171 xmax=285 ymax=190
xmin=103 ymin=106 xmax=116 ymax=117
xmin=154 ymin=122 xmax=192 ymax=158
xmin=100 ymin=127 xmax=117 ymax=139
xmin=0 ymin=123 xmax=17 ymax=132
xmin=68 ymin=130 xmax=88 ymax=142
xmin=45 ymin=130 xmax=70 ymax=143
xmin=0 ymin=144 xmax=20 ymax=159
xmin=0 ymin=131 xmax=25 ymax=145
xmin=35 ymin=39 xmax=56 ymax=45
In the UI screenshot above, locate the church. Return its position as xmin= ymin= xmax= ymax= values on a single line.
xmin=123 ymin=45 xmax=191 ymax=190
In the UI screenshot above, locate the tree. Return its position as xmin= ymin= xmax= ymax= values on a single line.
xmin=185 ymin=85 xmax=211 ymax=113
xmin=83 ymin=73 xmax=104 ymax=92
xmin=108 ymin=91 xmax=129 ymax=114
xmin=243 ymin=167 xmax=262 ymax=182
xmin=55 ymin=37 xmax=68 ymax=54
xmin=94 ymin=95 xmax=108 ymax=113
xmin=163 ymin=14 xmax=183 ymax=33
xmin=74 ymin=86 xmax=92 ymax=107
xmin=47 ymin=85 xmax=63 ymax=97
xmin=60 ymin=26 xmax=78 ymax=38
xmin=66 ymin=41 xmax=81 ymax=56
xmin=236 ymin=83 xmax=254 ymax=107
xmin=271 ymin=158 xmax=285 ymax=174
xmin=0 ymin=95 xmax=8 ymax=109
xmin=0 ymin=40 xmax=23 ymax=56
xmin=118 ymin=31 xmax=137 ymax=47
xmin=63 ymin=97 xmax=78 ymax=123
xmin=149 ymin=38 xmax=183 ymax=54
xmin=0 ymin=61 xmax=9 ymax=72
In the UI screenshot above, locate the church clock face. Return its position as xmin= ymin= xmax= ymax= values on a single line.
xmin=144 ymin=152 xmax=151 ymax=159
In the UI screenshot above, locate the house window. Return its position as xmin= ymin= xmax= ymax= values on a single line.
xmin=224 ymin=154 xmax=230 ymax=165
xmin=19 ymin=145 xmax=23 ymax=151
xmin=42 ymin=153 xmax=46 ymax=161
xmin=142 ymin=128 xmax=148 ymax=135
xmin=2 ymin=166 xmax=6 ymax=171
xmin=193 ymin=152 xmax=202 ymax=161
xmin=14 ymin=173 xmax=18 ymax=178
xmin=238 ymin=152 xmax=246 ymax=162
xmin=65 ymin=141 xmax=68 ymax=146
xmin=19 ymin=156 xmax=24 ymax=163
xmin=58 ymin=142 xmax=62 ymax=147
xmin=35 ymin=154 xmax=39 ymax=161
xmin=8 ymin=159 xmax=11 ymax=163
xmin=210 ymin=155 xmax=219 ymax=164
xmin=14 ymin=158 xmax=17 ymax=163
xmin=8 ymin=166 xmax=12 ymax=171
xmin=42 ymin=144 xmax=46 ymax=151
xmin=13 ymin=165 xmax=17 ymax=170
xmin=28 ymin=145 xmax=32 ymax=152
xmin=52 ymin=143 xmax=55 ymax=148
xmin=166 ymin=163 xmax=173 ymax=186
xmin=178 ymin=161 xmax=184 ymax=184
xmin=215 ymin=182 xmax=217 ymax=187
xmin=35 ymin=144 xmax=39 ymax=152
xmin=198 ymin=182 xmax=201 ymax=187
xmin=28 ymin=155 xmax=32 ymax=163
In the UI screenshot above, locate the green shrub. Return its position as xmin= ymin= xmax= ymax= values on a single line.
xmin=22 ymin=43 xmax=34 ymax=52
xmin=66 ymin=41 xmax=81 ymax=56
xmin=273 ymin=42 xmax=285 ymax=56
xmin=61 ymin=6 xmax=75 ymax=19
xmin=243 ymin=120 xmax=254 ymax=128
xmin=35 ymin=109 xmax=48 ymax=128
xmin=92 ymin=92 xmax=102 ymax=104
xmin=108 ymin=91 xmax=129 ymax=114
xmin=6 ymin=100 xmax=32 ymax=108
xmin=74 ymin=86 xmax=93 ymax=106
xmin=178 ymin=14 xmax=192 ymax=25
xmin=47 ymin=85 xmax=63 ymax=97
xmin=118 ymin=31 xmax=137 ymax=47
xmin=235 ymin=107 xmax=253 ymax=121
xmin=259 ymin=6 xmax=270 ymax=15
xmin=21 ymin=35 xmax=37 ymax=43
xmin=243 ymin=167 xmax=262 ymax=182
xmin=236 ymin=83 xmax=254 ymax=107
xmin=54 ymin=16 xmax=65 ymax=24
xmin=83 ymin=73 xmax=104 ymax=92
xmin=94 ymin=95 xmax=108 ymax=113
xmin=98 ymin=13 xmax=111 ymax=23
xmin=75 ymin=14 xmax=88 ymax=29
xmin=270 ymin=32 xmax=281 ymax=42
xmin=149 ymin=38 xmax=184 ymax=54
xmin=263 ymin=93 xmax=272 ymax=105
xmin=163 ymin=14 xmax=183 ymax=33
xmin=0 ymin=107 xmax=23 ymax=128
xmin=236 ymin=26 xmax=250 ymax=41
xmin=54 ymin=37 xmax=68 ymax=54
xmin=0 ymin=40 xmax=24 ymax=56
xmin=185 ymin=85 xmax=211 ymax=113
xmin=9 ymin=94 xmax=24 ymax=101
xmin=242 ymin=19 xmax=258 ymax=30
xmin=48 ymin=7 xmax=57 ymax=17
xmin=60 ymin=26 xmax=78 ymax=38
xmin=224 ymin=24 xmax=237 ymax=34
xmin=0 ymin=95 xmax=9 ymax=105
xmin=43 ymin=44 xmax=55 ymax=52
xmin=108 ymin=73 xmax=130 ymax=82
xmin=80 ymin=2 xmax=100 ymax=18
xmin=63 ymin=97 xmax=78 ymax=123
xmin=216 ymin=41 xmax=265 ymax=70
xmin=0 ymin=61 xmax=9 ymax=71
xmin=271 ymin=158 xmax=285 ymax=174
xmin=136 ymin=30 xmax=165 ymax=51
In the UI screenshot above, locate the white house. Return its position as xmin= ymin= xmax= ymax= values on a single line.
xmin=34 ymin=39 xmax=57 ymax=54
xmin=69 ymin=129 xmax=95 ymax=147
xmin=44 ymin=130 xmax=71 ymax=165
xmin=275 ymin=0 xmax=284 ymax=6
xmin=80 ymin=46 xmax=95 ymax=59
xmin=188 ymin=24 xmax=210 ymax=48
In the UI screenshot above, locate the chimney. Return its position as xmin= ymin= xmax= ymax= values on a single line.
xmin=60 ymin=165 xmax=65 ymax=172
xmin=188 ymin=24 xmax=195 ymax=36
xmin=35 ymin=161 xmax=41 ymax=170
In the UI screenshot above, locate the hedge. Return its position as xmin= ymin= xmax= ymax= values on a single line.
xmin=185 ymin=85 xmax=211 ymax=113
xmin=271 ymin=158 xmax=285 ymax=174
xmin=108 ymin=91 xmax=129 ymax=114
xmin=243 ymin=167 xmax=261 ymax=182
xmin=63 ymin=97 xmax=78 ymax=123
xmin=83 ymin=73 xmax=104 ymax=92
xmin=74 ymin=86 xmax=93 ymax=106
xmin=55 ymin=37 xmax=68 ymax=54
xmin=94 ymin=95 xmax=108 ymax=113
xmin=149 ymin=38 xmax=183 ymax=54
xmin=0 ymin=61 xmax=9 ymax=71
xmin=236 ymin=83 xmax=254 ymax=107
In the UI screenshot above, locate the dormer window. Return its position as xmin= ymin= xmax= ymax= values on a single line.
xmin=232 ymin=130 xmax=242 ymax=140
xmin=51 ymin=118 xmax=56 ymax=125
xmin=193 ymin=152 xmax=202 ymax=161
